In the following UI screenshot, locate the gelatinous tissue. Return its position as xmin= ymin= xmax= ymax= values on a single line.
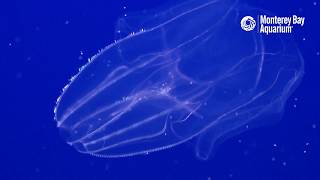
xmin=54 ymin=0 xmax=304 ymax=160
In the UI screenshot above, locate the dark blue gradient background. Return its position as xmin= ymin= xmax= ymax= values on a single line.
xmin=1 ymin=0 xmax=319 ymax=179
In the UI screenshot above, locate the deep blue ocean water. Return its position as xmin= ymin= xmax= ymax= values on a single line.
xmin=1 ymin=0 xmax=319 ymax=179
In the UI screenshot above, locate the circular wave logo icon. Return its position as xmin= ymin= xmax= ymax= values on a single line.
xmin=241 ymin=16 xmax=256 ymax=31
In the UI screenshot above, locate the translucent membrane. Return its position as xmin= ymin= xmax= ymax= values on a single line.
xmin=54 ymin=0 xmax=304 ymax=160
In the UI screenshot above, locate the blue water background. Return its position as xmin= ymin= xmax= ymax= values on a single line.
xmin=1 ymin=0 xmax=319 ymax=179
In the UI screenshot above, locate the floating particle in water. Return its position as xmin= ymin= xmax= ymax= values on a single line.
xmin=273 ymin=143 xmax=278 ymax=147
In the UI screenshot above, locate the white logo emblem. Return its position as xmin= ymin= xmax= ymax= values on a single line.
xmin=241 ymin=16 xmax=256 ymax=31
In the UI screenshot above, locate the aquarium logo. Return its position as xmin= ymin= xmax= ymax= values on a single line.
xmin=241 ymin=15 xmax=306 ymax=35
xmin=240 ymin=16 xmax=256 ymax=31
